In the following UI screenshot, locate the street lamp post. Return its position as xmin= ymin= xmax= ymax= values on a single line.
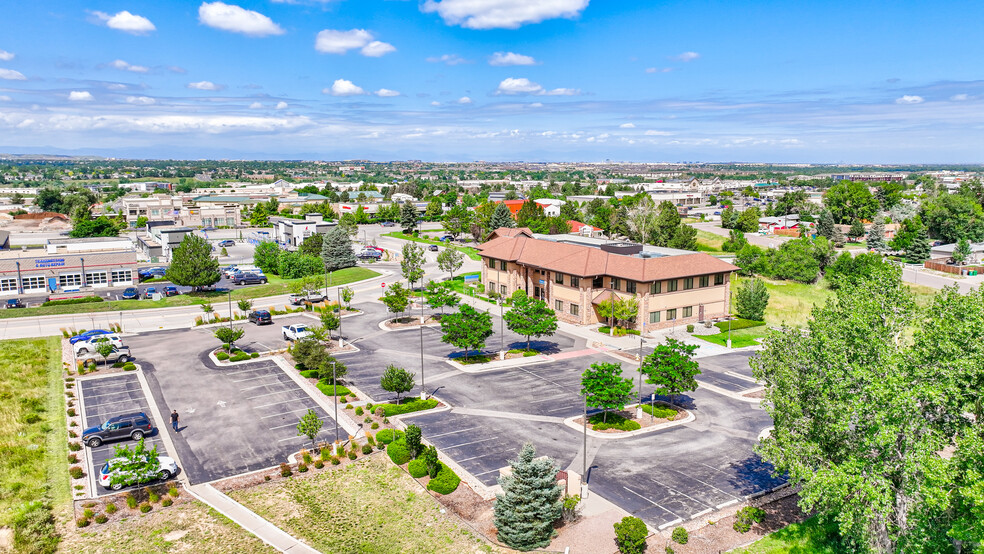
xmin=637 ymin=321 xmax=644 ymax=419
xmin=331 ymin=361 xmax=338 ymax=444
xmin=582 ymin=395 xmax=589 ymax=498
xmin=727 ymin=316 xmax=732 ymax=349
xmin=80 ymin=257 xmax=86 ymax=288
xmin=499 ymin=298 xmax=505 ymax=360
xmin=227 ymin=289 xmax=232 ymax=328
xmin=337 ymin=287 xmax=343 ymax=348
xmin=419 ymin=289 xmax=426 ymax=400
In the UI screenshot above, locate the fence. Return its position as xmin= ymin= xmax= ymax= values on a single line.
xmin=924 ymin=258 xmax=984 ymax=275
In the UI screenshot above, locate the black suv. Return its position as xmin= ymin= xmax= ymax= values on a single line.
xmin=248 ymin=309 xmax=272 ymax=325
xmin=235 ymin=272 xmax=268 ymax=285
xmin=82 ymin=412 xmax=154 ymax=447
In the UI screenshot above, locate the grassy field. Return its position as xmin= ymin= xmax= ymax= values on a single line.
xmin=0 ymin=337 xmax=67 ymax=553
xmin=695 ymin=229 xmax=726 ymax=252
xmin=59 ymin=501 xmax=275 ymax=553
xmin=0 ymin=267 xmax=379 ymax=320
xmin=696 ymin=326 xmax=768 ymax=348
xmin=382 ymin=231 xmax=482 ymax=261
xmin=230 ymin=455 xmax=500 ymax=554
xmin=735 ymin=516 xmax=842 ymax=553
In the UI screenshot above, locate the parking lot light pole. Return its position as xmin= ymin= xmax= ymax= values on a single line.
xmin=582 ymin=395 xmax=588 ymax=498
xmin=332 ymin=361 xmax=338 ymax=444
xmin=499 ymin=298 xmax=504 ymax=360
xmin=337 ymin=288 xmax=343 ymax=348
xmin=419 ymin=292 xmax=426 ymax=400
xmin=637 ymin=322 xmax=644 ymax=419
xmin=228 ymin=289 xmax=233 ymax=328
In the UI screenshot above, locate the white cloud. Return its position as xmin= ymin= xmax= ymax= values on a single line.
xmin=315 ymin=29 xmax=394 ymax=57
xmin=426 ymin=54 xmax=469 ymax=65
xmin=324 ymin=79 xmax=365 ymax=96
xmin=895 ymin=95 xmax=924 ymax=105
xmin=430 ymin=101 xmax=441 ymax=106
xmin=168 ymin=66 xmax=188 ymax=74
xmin=458 ymin=96 xmax=472 ymax=104
xmin=495 ymin=77 xmax=578 ymax=96
xmin=0 ymin=50 xmax=13 ymax=61
xmin=0 ymin=95 xmax=11 ymax=101
xmin=619 ymin=123 xmax=635 ymax=128
xmin=275 ymin=101 xmax=288 ymax=109
xmin=672 ymin=51 xmax=700 ymax=62
xmin=544 ymin=87 xmax=578 ymax=96
xmin=126 ymin=96 xmax=156 ymax=105
xmin=249 ymin=101 xmax=263 ymax=109
xmin=489 ymin=51 xmax=537 ymax=66
xmin=951 ymin=94 xmax=969 ymax=101
xmin=645 ymin=67 xmax=673 ymax=73
xmin=0 ymin=112 xmax=312 ymax=134
xmin=109 ymin=59 xmax=149 ymax=73
xmin=187 ymin=81 xmax=223 ymax=91
xmin=107 ymin=83 xmax=128 ymax=90
xmin=198 ymin=2 xmax=285 ymax=37
xmin=644 ymin=130 xmax=672 ymax=136
xmin=375 ymin=88 xmax=401 ymax=97
xmin=68 ymin=91 xmax=94 ymax=102
xmin=92 ymin=10 xmax=156 ymax=35
xmin=422 ymin=0 xmax=589 ymax=29
xmin=0 ymin=68 xmax=26 ymax=80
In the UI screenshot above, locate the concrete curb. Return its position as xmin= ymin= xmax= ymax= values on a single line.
xmin=561 ymin=403 xmax=695 ymax=439
xmin=270 ymin=355 xmax=362 ymax=438
xmin=442 ymin=354 xmax=552 ymax=373
xmin=695 ymin=379 xmax=764 ymax=404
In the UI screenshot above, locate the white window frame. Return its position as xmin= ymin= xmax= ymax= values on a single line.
xmin=0 ymin=278 xmax=16 ymax=292
xmin=59 ymin=273 xmax=82 ymax=288
xmin=23 ymin=276 xmax=46 ymax=290
xmin=111 ymin=269 xmax=133 ymax=284
xmin=85 ymin=271 xmax=108 ymax=285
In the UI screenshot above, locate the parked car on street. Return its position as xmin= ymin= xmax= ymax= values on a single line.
xmin=83 ymin=412 xmax=153 ymax=447
xmin=288 ymin=292 xmax=325 ymax=305
xmin=99 ymin=454 xmax=178 ymax=490
xmin=218 ymin=239 xmax=235 ymax=247
xmin=380 ymin=221 xmax=396 ymax=227
xmin=248 ymin=309 xmax=272 ymax=325
xmin=235 ymin=272 xmax=268 ymax=285
xmin=74 ymin=334 xmax=123 ymax=355
xmin=162 ymin=286 xmax=179 ymax=297
xmin=122 ymin=287 xmax=139 ymax=299
xmin=143 ymin=287 xmax=158 ymax=299
xmin=6 ymin=298 xmax=25 ymax=308
xmin=428 ymin=244 xmax=439 ymax=251
xmin=78 ymin=345 xmax=133 ymax=365
xmin=69 ymin=329 xmax=112 ymax=344
xmin=282 ymin=324 xmax=313 ymax=341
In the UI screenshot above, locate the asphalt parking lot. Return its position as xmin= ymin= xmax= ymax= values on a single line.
xmin=695 ymin=351 xmax=760 ymax=393
xmin=78 ymin=374 xmax=172 ymax=496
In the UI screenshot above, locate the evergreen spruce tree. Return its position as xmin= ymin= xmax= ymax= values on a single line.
xmin=817 ymin=210 xmax=835 ymax=239
xmin=165 ymin=234 xmax=220 ymax=291
xmin=489 ymin=203 xmax=516 ymax=230
xmin=831 ymin=224 xmax=847 ymax=248
xmin=320 ymin=225 xmax=356 ymax=272
xmin=493 ymin=443 xmax=562 ymax=551
xmin=400 ymin=202 xmax=419 ymax=234
xmin=866 ymin=218 xmax=887 ymax=251
xmin=906 ymin=226 xmax=931 ymax=262
xmin=848 ymin=220 xmax=866 ymax=242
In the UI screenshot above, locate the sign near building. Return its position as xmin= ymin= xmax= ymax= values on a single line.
xmin=35 ymin=258 xmax=65 ymax=268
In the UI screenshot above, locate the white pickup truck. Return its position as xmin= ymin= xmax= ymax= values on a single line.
xmin=282 ymin=324 xmax=314 ymax=341
xmin=288 ymin=292 xmax=325 ymax=305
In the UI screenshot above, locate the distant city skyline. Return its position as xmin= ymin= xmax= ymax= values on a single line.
xmin=1 ymin=1 xmax=983 ymax=162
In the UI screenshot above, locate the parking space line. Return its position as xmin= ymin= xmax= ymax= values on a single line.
xmin=223 ymin=367 xmax=272 ymax=376
xmin=647 ymin=477 xmax=717 ymax=511
xmin=80 ymin=379 xmax=139 ymax=391
xmin=725 ymin=371 xmax=758 ymax=384
xmin=658 ymin=518 xmax=684 ymax=531
xmin=277 ymin=435 xmax=306 ymax=443
xmin=456 ymin=449 xmax=515 ymax=464
xmin=269 ymin=421 xmax=302 ymax=430
xmin=232 ymin=374 xmax=279 ymax=383
xmin=623 ymin=486 xmax=681 ymax=520
xmin=84 ymin=398 xmax=148 ymax=409
xmin=716 ymin=499 xmax=739 ymax=509
xmin=473 ymin=468 xmax=502 ymax=477
xmin=247 ymin=390 xmax=299 ymax=400
xmin=443 ymin=437 xmax=498 ymax=450
xmin=78 ymin=388 xmax=144 ymax=400
xmin=259 ymin=405 xmax=318 ymax=417
xmin=240 ymin=382 xmax=291 ymax=392
xmin=428 ymin=427 xmax=480 ymax=439
xmin=666 ymin=468 xmax=740 ymax=502
xmin=88 ymin=407 xmax=150 ymax=419
xmin=529 ymin=394 xmax=571 ymax=404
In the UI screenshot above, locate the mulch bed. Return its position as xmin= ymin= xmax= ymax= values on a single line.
xmin=384 ymin=316 xmax=441 ymax=329
xmin=572 ymin=406 xmax=685 ymax=433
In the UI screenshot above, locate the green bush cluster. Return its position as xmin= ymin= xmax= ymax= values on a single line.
xmin=216 ymin=351 xmax=230 ymax=361
xmin=69 ymin=466 xmax=84 ymax=479
xmin=230 ymin=352 xmax=250 ymax=362
xmin=105 ymin=503 xmax=118 ymax=514
xmin=671 ymin=526 xmax=689 ymax=544
xmin=589 ymin=412 xmax=641 ymax=432
xmin=733 ymin=506 xmax=765 ymax=533
xmin=361 ymin=443 xmax=373 ymax=455
xmin=280 ymin=463 xmax=292 ymax=478
xmin=426 ymin=465 xmax=461 ymax=495
xmin=386 ymin=439 xmax=412 ymax=465
xmin=161 ymin=498 xmax=173 ymax=507
xmin=76 ymin=517 xmax=90 ymax=528
xmin=330 ymin=456 xmax=340 ymax=465
xmin=94 ymin=514 xmax=108 ymax=524
xmin=250 ymin=352 xmax=259 ymax=358
xmin=375 ymin=429 xmax=404 ymax=445
xmin=354 ymin=406 xmax=364 ymax=416
xmin=640 ymin=403 xmax=678 ymax=420
xmin=407 ymin=458 xmax=428 ymax=478
xmin=297 ymin=462 xmax=308 ymax=473
xmin=43 ymin=296 xmax=104 ymax=306
xmin=68 ymin=441 xmax=81 ymax=452
xmin=168 ymin=486 xmax=179 ymax=497
xmin=314 ymin=460 xmax=324 ymax=469
xmin=139 ymin=503 xmax=152 ymax=513
xmin=122 ymin=362 xmax=136 ymax=371
xmin=125 ymin=494 xmax=138 ymax=509
xmin=713 ymin=318 xmax=766 ymax=332
xmin=613 ymin=516 xmax=648 ymax=554
xmin=375 ymin=398 xmax=438 ymax=417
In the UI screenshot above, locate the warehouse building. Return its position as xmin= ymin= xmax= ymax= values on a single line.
xmin=0 ymin=237 xmax=138 ymax=296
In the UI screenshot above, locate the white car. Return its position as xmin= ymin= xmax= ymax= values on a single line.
xmin=74 ymin=334 xmax=123 ymax=355
xmin=99 ymin=455 xmax=178 ymax=490
xmin=283 ymin=324 xmax=314 ymax=341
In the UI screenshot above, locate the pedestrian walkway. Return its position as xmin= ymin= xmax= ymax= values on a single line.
xmin=188 ymin=483 xmax=319 ymax=553
xmin=543 ymin=347 xmax=608 ymax=361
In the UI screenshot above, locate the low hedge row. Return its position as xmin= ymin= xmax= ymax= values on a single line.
xmin=589 ymin=412 xmax=642 ymax=432
xmin=407 ymin=458 xmax=428 ymax=478
xmin=426 ymin=465 xmax=460 ymax=495
xmin=375 ymin=398 xmax=438 ymax=417
xmin=714 ymin=318 xmax=765 ymax=332
xmin=315 ymin=381 xmax=351 ymax=397
xmin=640 ymin=403 xmax=678 ymax=420
xmin=43 ymin=296 xmax=104 ymax=306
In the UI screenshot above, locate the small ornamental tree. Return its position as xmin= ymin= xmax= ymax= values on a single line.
xmin=321 ymin=225 xmax=356 ymax=272
xmin=382 ymin=282 xmax=411 ymax=320
xmin=200 ymin=303 xmax=213 ymax=323
xmin=340 ymin=286 xmax=354 ymax=308
xmin=214 ymin=326 xmax=245 ymax=352
xmin=423 ymin=445 xmax=440 ymax=478
xmin=400 ymin=243 xmax=426 ymax=290
xmin=96 ymin=342 xmax=115 ymax=366
xmin=296 ymin=408 xmax=323 ymax=451
xmin=440 ymin=304 xmax=494 ymax=361
xmin=581 ymin=362 xmax=634 ymax=423
xmin=404 ymin=424 xmax=422 ymax=458
xmin=108 ymin=439 xmax=160 ymax=488
xmin=640 ymin=338 xmax=700 ymax=406
xmin=320 ymin=310 xmax=340 ymax=340
xmin=165 ymin=234 xmax=221 ymax=291
xmin=436 ymin=247 xmax=464 ymax=280
xmin=237 ymin=299 xmax=252 ymax=314
xmin=380 ymin=364 xmax=415 ymax=403
xmin=493 ymin=443 xmax=562 ymax=551
xmin=503 ymin=291 xmax=558 ymax=351
xmin=952 ymin=238 xmax=971 ymax=264
xmin=613 ymin=516 xmax=649 ymax=554
xmin=425 ymin=280 xmax=460 ymax=314
xmin=734 ymin=278 xmax=770 ymax=321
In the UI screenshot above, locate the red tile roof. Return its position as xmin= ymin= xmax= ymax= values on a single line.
xmin=478 ymin=234 xmax=738 ymax=280
xmin=494 ymin=199 xmax=526 ymax=216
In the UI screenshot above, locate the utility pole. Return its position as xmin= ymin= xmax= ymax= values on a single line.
xmin=637 ymin=321 xmax=644 ymax=418
xmin=337 ymin=287 xmax=343 ymax=348
xmin=227 ymin=289 xmax=232 ymax=328
xmin=419 ymin=289 xmax=426 ymax=400
xmin=331 ymin=361 xmax=338 ymax=444
xmin=582 ymin=395 xmax=588 ymax=498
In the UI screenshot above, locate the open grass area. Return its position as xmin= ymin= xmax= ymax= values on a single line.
xmin=696 ymin=326 xmax=768 ymax=348
xmin=382 ymin=231 xmax=482 ymax=261
xmin=735 ymin=515 xmax=843 ymax=554
xmin=375 ymin=397 xmax=439 ymax=416
xmin=229 ymin=455 xmax=500 ymax=554
xmin=59 ymin=500 xmax=275 ymax=553
xmin=0 ymin=337 xmax=67 ymax=553
xmin=0 ymin=267 xmax=379 ymax=320
xmin=695 ymin=229 xmax=726 ymax=252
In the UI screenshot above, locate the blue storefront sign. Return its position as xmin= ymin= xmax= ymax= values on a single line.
xmin=35 ymin=258 xmax=65 ymax=268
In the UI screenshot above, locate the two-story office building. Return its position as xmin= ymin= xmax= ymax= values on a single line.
xmin=478 ymin=229 xmax=738 ymax=331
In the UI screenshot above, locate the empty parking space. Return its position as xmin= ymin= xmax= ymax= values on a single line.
xmin=78 ymin=374 xmax=172 ymax=496
xmin=697 ymin=351 xmax=759 ymax=392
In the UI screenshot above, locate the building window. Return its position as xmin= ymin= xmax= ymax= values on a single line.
xmin=683 ymin=306 xmax=693 ymax=318
xmin=555 ymin=272 xmax=564 ymax=284
xmin=667 ymin=280 xmax=678 ymax=292
xmin=499 ymin=260 xmax=507 ymax=271
xmin=684 ymin=278 xmax=694 ymax=290
xmin=0 ymin=278 xmax=16 ymax=292
xmin=649 ymin=311 xmax=660 ymax=324
xmin=500 ymin=284 xmax=507 ymax=295
xmin=699 ymin=275 xmax=709 ymax=288
xmin=570 ymin=276 xmax=580 ymax=288
xmin=611 ymin=278 xmax=620 ymax=290
xmin=715 ymin=273 xmax=725 ymax=285
xmin=23 ymin=276 xmax=45 ymax=290
xmin=666 ymin=308 xmax=677 ymax=321
xmin=650 ymin=281 xmax=661 ymax=294
xmin=59 ymin=274 xmax=82 ymax=288
xmin=626 ymin=281 xmax=637 ymax=294
xmin=555 ymin=299 xmax=563 ymax=311
xmin=487 ymin=258 xmax=495 ymax=269
xmin=85 ymin=271 xmax=108 ymax=285
xmin=489 ymin=281 xmax=495 ymax=292
xmin=570 ymin=304 xmax=579 ymax=316
xmin=592 ymin=276 xmax=603 ymax=288
xmin=111 ymin=269 xmax=132 ymax=283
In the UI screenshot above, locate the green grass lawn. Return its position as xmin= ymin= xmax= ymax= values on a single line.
xmin=735 ymin=516 xmax=843 ymax=554
xmin=0 ymin=337 xmax=68 ymax=552
xmin=229 ymin=455 xmax=501 ymax=554
xmin=382 ymin=231 xmax=482 ymax=261
xmin=696 ymin=326 xmax=768 ymax=348
xmin=695 ymin=229 xmax=726 ymax=252
xmin=0 ymin=267 xmax=379 ymax=320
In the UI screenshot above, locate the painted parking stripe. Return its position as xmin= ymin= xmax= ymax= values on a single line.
xmin=529 ymin=393 xmax=571 ymax=403
xmin=277 ymin=435 xmax=307 ymax=443
xmin=224 ymin=367 xmax=272 ymax=376
xmin=473 ymin=468 xmax=503 ymax=477
xmin=427 ymin=427 xmax=480 ymax=439
xmin=623 ymin=486 xmax=682 ymax=520
xmin=81 ymin=380 xmax=140 ymax=391
xmin=258 ymin=403 xmax=318 ymax=415
xmin=658 ymin=518 xmax=684 ymax=530
xmin=725 ymin=370 xmax=758 ymax=383
xmin=456 ymin=449 xmax=515 ymax=464
xmin=646 ymin=476 xmax=717 ymax=511
xmin=665 ymin=467 xmax=740 ymax=503
xmin=254 ymin=398 xmax=309 ymax=409
xmin=85 ymin=398 xmax=149 ymax=409
xmin=239 ymin=382 xmax=291 ymax=392
xmin=88 ymin=407 xmax=151 ymax=419
xmin=79 ymin=387 xmax=144 ymax=399
xmin=247 ymin=389 xmax=301 ymax=400
xmin=442 ymin=437 xmax=498 ymax=450
xmin=232 ymin=374 xmax=280 ymax=383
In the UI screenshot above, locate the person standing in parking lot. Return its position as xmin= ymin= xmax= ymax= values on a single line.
xmin=170 ymin=410 xmax=179 ymax=432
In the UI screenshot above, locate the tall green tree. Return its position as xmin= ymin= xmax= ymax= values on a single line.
xmin=650 ymin=201 xmax=681 ymax=246
xmin=214 ymin=326 xmax=245 ymax=351
xmin=906 ymin=225 xmax=931 ymax=262
xmin=321 ymin=225 xmax=356 ymax=272
xmin=381 ymin=282 xmax=411 ymax=319
xmin=425 ymin=280 xmax=460 ymax=314
xmin=823 ymin=180 xmax=879 ymax=224
xmin=720 ymin=205 xmax=739 ymax=229
xmin=667 ymin=224 xmax=698 ymax=250
xmin=165 ymin=234 xmax=220 ymax=291
xmin=489 ymin=202 xmax=516 ymax=230
xmin=436 ymin=247 xmax=464 ymax=280
xmin=952 ymin=238 xmax=971 ymax=264
xmin=816 ymin=209 xmax=835 ymax=239
xmin=848 ymin=220 xmax=866 ymax=242
xmin=380 ymin=364 xmax=415 ymax=403
xmin=736 ymin=207 xmax=762 ymax=233
xmin=493 ymin=443 xmax=563 ymax=551
xmin=722 ymin=228 xmax=748 ymax=252
xmin=424 ymin=197 xmax=443 ymax=220
xmin=515 ymin=200 xmax=546 ymax=229
xmin=441 ymin=204 xmax=473 ymax=238
xmin=253 ymin=241 xmax=281 ymax=274
xmin=503 ymin=291 xmax=558 ymax=351
xmin=440 ymin=304 xmax=493 ymax=361
xmin=400 ymin=242 xmax=425 ymax=290
xmin=734 ymin=278 xmax=769 ymax=321
xmin=921 ymin=192 xmax=984 ymax=244
xmin=296 ymin=409 xmax=323 ymax=451
xmin=581 ymin=362 xmax=634 ymax=422
xmin=400 ymin=202 xmax=419 ymax=234
xmin=639 ymin=338 xmax=700 ymax=406
xmin=866 ymin=218 xmax=887 ymax=251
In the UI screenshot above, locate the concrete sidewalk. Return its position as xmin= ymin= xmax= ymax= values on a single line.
xmin=188 ymin=483 xmax=320 ymax=554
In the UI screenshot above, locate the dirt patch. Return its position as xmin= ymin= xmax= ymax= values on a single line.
xmin=741 ymin=389 xmax=766 ymax=399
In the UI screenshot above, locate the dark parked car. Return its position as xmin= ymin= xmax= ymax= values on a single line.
xmin=69 ymin=329 xmax=112 ymax=344
xmin=358 ymin=249 xmax=382 ymax=260
xmin=143 ymin=287 xmax=157 ymax=299
xmin=235 ymin=272 xmax=268 ymax=285
xmin=218 ymin=239 xmax=235 ymax=247
xmin=440 ymin=235 xmax=454 ymax=242
xmin=6 ymin=298 xmax=24 ymax=309
xmin=248 ymin=309 xmax=272 ymax=325
xmin=122 ymin=287 xmax=139 ymax=299
xmin=163 ymin=286 xmax=179 ymax=297
xmin=82 ymin=412 xmax=153 ymax=447
xmin=428 ymin=244 xmax=439 ymax=251
xmin=380 ymin=221 xmax=396 ymax=227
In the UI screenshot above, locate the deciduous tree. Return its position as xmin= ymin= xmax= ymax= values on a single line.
xmin=503 ymin=291 xmax=558 ymax=351
xmin=400 ymin=202 xmax=419 ymax=234
xmin=640 ymin=338 xmax=700 ymax=406
xmin=165 ymin=234 xmax=221 ymax=291
xmin=440 ymin=304 xmax=493 ymax=361
xmin=400 ymin=243 xmax=425 ymax=291
xmin=581 ymin=362 xmax=633 ymax=422
xmin=214 ymin=326 xmax=245 ymax=352
xmin=296 ymin=409 xmax=323 ymax=451
xmin=436 ymin=247 xmax=464 ymax=280
xmin=734 ymin=278 xmax=769 ymax=321
xmin=380 ymin=364 xmax=415 ymax=403
xmin=108 ymin=439 xmax=160 ymax=488
xmin=381 ymin=282 xmax=411 ymax=320
xmin=425 ymin=280 xmax=459 ymax=314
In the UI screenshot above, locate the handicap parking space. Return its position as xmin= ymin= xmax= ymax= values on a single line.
xmin=78 ymin=374 xmax=172 ymax=496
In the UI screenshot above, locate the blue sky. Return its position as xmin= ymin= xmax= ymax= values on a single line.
xmin=1 ymin=0 xmax=983 ymax=162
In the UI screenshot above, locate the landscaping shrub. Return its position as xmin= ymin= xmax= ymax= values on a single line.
xmin=374 ymin=406 xmax=385 ymax=417
xmin=83 ymin=508 xmax=95 ymax=519
xmin=94 ymin=514 xmax=108 ymax=524
xmin=371 ymin=422 xmax=379 ymax=429
xmin=280 ymin=463 xmax=292 ymax=477
xmin=365 ymin=403 xmax=374 ymax=412
xmin=347 ymin=451 xmax=357 ymax=460
xmin=405 ymin=424 xmax=422 ymax=458
xmin=125 ymin=494 xmax=137 ymax=509
xmin=43 ymin=296 xmax=103 ymax=306
xmin=68 ymin=430 xmax=77 ymax=438
xmin=148 ymin=491 xmax=160 ymax=503
xmin=112 ymin=361 xmax=124 ymax=368
xmin=69 ymin=466 xmax=84 ymax=479
xmin=139 ymin=503 xmax=152 ymax=513
xmin=733 ymin=506 xmax=765 ymax=533
xmin=641 ymin=403 xmax=678 ymax=420
xmin=68 ymin=442 xmax=81 ymax=452
xmin=361 ymin=443 xmax=373 ymax=455
xmin=330 ymin=456 xmax=340 ymax=465
xmin=386 ymin=439 xmax=412 ymax=465
xmin=365 ymin=433 xmax=375 ymax=446
xmin=335 ymin=444 xmax=345 ymax=456
xmin=250 ymin=352 xmax=259 ymax=358
xmin=122 ymin=362 xmax=136 ymax=371
xmin=408 ymin=458 xmax=428 ymax=478
xmin=76 ymin=517 xmax=90 ymax=528
xmin=713 ymin=318 xmax=765 ymax=332
xmin=426 ymin=465 xmax=461 ymax=495
xmin=686 ymin=324 xmax=695 ymax=333
xmin=68 ymin=453 xmax=78 ymax=463
xmin=375 ymin=398 xmax=438 ymax=417
xmin=230 ymin=352 xmax=250 ymax=362
xmin=344 ymin=403 xmax=353 ymax=410
xmin=320 ymin=448 xmax=331 ymax=461
xmin=67 ymin=407 xmax=76 ymax=417
xmin=300 ymin=449 xmax=312 ymax=463
xmin=314 ymin=460 xmax=324 ymax=469
xmin=161 ymin=498 xmax=173 ymax=507
xmin=375 ymin=429 xmax=404 ymax=445
xmin=589 ymin=413 xmax=642 ymax=432
xmin=672 ymin=526 xmax=689 ymax=544
xmin=355 ymin=406 xmax=364 ymax=416
xmin=105 ymin=503 xmax=118 ymax=514
xmin=613 ymin=516 xmax=648 ymax=554
xmin=168 ymin=486 xmax=179 ymax=497
xmin=216 ymin=352 xmax=230 ymax=361
xmin=300 ymin=369 xmax=319 ymax=379
xmin=298 ymin=462 xmax=308 ymax=473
